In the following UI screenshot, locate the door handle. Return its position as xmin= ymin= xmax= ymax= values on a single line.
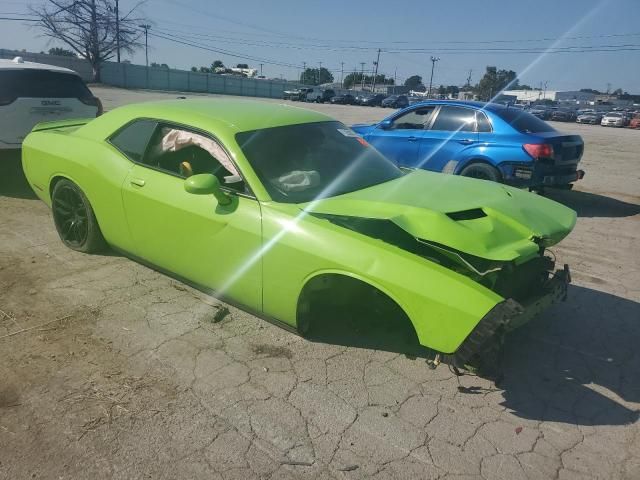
xmin=457 ymin=139 xmax=475 ymax=145
xmin=130 ymin=178 xmax=146 ymax=187
xmin=407 ymin=136 xmax=418 ymax=142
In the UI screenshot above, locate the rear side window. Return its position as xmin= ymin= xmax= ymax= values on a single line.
xmin=0 ymin=70 xmax=93 ymax=100
xmin=431 ymin=106 xmax=476 ymax=132
xmin=495 ymin=108 xmax=556 ymax=133
xmin=476 ymin=111 xmax=492 ymax=132
xmin=110 ymin=120 xmax=158 ymax=162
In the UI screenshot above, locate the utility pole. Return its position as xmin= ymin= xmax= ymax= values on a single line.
xmin=371 ymin=48 xmax=381 ymax=93
xmin=139 ymin=24 xmax=151 ymax=67
xmin=466 ymin=69 xmax=472 ymax=88
xmin=543 ymin=81 xmax=548 ymax=100
xmin=115 ymin=0 xmax=120 ymax=62
xmin=360 ymin=62 xmax=365 ymax=90
xmin=259 ymin=63 xmax=263 ymax=76
xmin=318 ymin=61 xmax=322 ymax=85
xmin=340 ymin=61 xmax=344 ymax=88
xmin=428 ymin=56 xmax=440 ymax=98
xmin=302 ymin=61 xmax=306 ymax=84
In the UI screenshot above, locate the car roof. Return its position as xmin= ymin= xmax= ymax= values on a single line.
xmin=0 ymin=57 xmax=79 ymax=75
xmin=111 ymin=98 xmax=334 ymax=132
xmin=408 ymin=99 xmax=520 ymax=112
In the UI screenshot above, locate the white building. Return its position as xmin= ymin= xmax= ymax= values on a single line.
xmin=504 ymin=90 xmax=596 ymax=103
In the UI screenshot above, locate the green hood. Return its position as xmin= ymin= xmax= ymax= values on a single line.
xmin=303 ymin=170 xmax=576 ymax=262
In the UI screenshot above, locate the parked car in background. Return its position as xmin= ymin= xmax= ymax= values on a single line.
xmin=0 ymin=56 xmax=101 ymax=150
xmin=576 ymin=112 xmax=603 ymax=124
xmin=358 ymin=94 xmax=386 ymax=106
xmin=381 ymin=95 xmax=409 ymax=109
xmin=529 ymin=107 xmax=551 ymax=120
xmin=330 ymin=93 xmax=356 ymax=105
xmin=283 ymin=87 xmax=312 ymax=101
xmin=305 ymin=87 xmax=335 ymax=103
xmin=22 ymin=98 xmax=576 ymax=370
xmin=352 ymin=100 xmax=585 ymax=190
xmin=601 ymin=112 xmax=627 ymax=127
xmin=549 ymin=109 xmax=577 ymax=122
xmin=627 ymin=113 xmax=640 ymax=129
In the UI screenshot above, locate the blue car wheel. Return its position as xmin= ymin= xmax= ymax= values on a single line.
xmin=459 ymin=163 xmax=501 ymax=182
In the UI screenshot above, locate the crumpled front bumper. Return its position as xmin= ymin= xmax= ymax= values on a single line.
xmin=446 ymin=265 xmax=571 ymax=369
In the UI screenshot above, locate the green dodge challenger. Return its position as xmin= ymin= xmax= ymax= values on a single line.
xmin=22 ymin=99 xmax=575 ymax=367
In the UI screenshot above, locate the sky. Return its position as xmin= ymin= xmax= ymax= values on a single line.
xmin=1 ymin=0 xmax=639 ymax=92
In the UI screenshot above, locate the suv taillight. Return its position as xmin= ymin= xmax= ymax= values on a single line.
xmin=0 ymin=96 xmax=16 ymax=106
xmin=80 ymin=95 xmax=103 ymax=116
xmin=523 ymin=143 xmax=553 ymax=159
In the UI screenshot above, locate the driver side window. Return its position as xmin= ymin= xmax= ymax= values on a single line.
xmin=143 ymin=124 xmax=246 ymax=192
xmin=391 ymin=107 xmax=436 ymax=130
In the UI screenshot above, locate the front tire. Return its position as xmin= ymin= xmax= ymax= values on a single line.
xmin=459 ymin=163 xmax=501 ymax=183
xmin=51 ymin=179 xmax=105 ymax=253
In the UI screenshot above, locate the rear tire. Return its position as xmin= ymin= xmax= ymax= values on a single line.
xmin=51 ymin=179 xmax=105 ymax=253
xmin=459 ymin=163 xmax=501 ymax=183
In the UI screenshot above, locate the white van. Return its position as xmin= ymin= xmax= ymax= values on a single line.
xmin=0 ymin=57 xmax=101 ymax=150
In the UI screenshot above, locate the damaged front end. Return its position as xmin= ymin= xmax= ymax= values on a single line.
xmin=311 ymin=213 xmax=572 ymax=369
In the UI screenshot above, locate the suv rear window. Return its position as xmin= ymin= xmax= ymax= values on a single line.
xmin=0 ymin=70 xmax=93 ymax=100
xmin=495 ymin=107 xmax=556 ymax=133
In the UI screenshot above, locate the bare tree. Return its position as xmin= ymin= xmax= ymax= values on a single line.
xmin=30 ymin=0 xmax=146 ymax=81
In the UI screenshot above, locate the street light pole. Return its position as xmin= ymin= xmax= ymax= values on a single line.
xmin=428 ymin=56 xmax=440 ymax=98
xmin=340 ymin=61 xmax=344 ymax=89
xmin=360 ymin=62 xmax=365 ymax=90
xmin=138 ymin=24 xmax=151 ymax=67
xmin=259 ymin=63 xmax=263 ymax=76
xmin=302 ymin=62 xmax=306 ymax=84
xmin=371 ymin=48 xmax=381 ymax=92
xmin=318 ymin=61 xmax=322 ymax=85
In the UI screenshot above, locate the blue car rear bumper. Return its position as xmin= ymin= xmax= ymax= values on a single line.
xmin=497 ymin=162 xmax=585 ymax=188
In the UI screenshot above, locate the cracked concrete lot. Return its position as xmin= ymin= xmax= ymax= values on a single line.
xmin=1 ymin=87 xmax=639 ymax=479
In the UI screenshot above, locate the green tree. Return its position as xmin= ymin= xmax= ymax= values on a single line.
xmin=236 ymin=63 xmax=249 ymax=68
xmin=404 ymin=75 xmax=423 ymax=89
xmin=199 ymin=66 xmax=211 ymax=73
xmin=48 ymin=47 xmax=75 ymax=57
xmin=437 ymin=85 xmax=446 ymax=95
xmin=300 ymin=67 xmax=333 ymax=86
xmin=475 ymin=66 xmax=517 ymax=101
xmin=190 ymin=66 xmax=198 ymax=72
xmin=212 ymin=60 xmax=225 ymax=69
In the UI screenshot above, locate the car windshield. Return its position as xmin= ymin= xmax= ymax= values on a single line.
xmin=607 ymin=112 xmax=622 ymax=117
xmin=494 ymin=107 xmax=556 ymax=133
xmin=236 ymin=121 xmax=403 ymax=203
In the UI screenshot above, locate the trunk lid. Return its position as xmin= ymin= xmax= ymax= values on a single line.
xmin=302 ymin=170 xmax=576 ymax=262
xmin=531 ymin=132 xmax=583 ymax=164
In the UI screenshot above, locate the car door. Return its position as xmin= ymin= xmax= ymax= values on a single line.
xmin=116 ymin=120 xmax=263 ymax=310
xmin=417 ymin=105 xmax=479 ymax=172
xmin=365 ymin=106 xmax=437 ymax=167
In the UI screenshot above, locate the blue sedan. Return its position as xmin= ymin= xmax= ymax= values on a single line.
xmin=352 ymin=101 xmax=585 ymax=189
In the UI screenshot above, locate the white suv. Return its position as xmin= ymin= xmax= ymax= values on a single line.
xmin=0 ymin=57 xmax=102 ymax=150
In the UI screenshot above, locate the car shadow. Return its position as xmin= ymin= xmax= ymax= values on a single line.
xmin=499 ymin=285 xmax=639 ymax=426
xmin=0 ymin=150 xmax=38 ymax=200
xmin=308 ymin=284 xmax=639 ymax=426
xmin=545 ymin=188 xmax=640 ymax=218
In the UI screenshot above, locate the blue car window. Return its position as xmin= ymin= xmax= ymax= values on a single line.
xmin=476 ymin=111 xmax=492 ymax=133
xmin=391 ymin=107 xmax=436 ymax=130
xmin=431 ymin=106 xmax=476 ymax=132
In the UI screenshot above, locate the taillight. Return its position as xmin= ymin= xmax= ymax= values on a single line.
xmin=0 ymin=96 xmax=16 ymax=106
xmin=523 ymin=143 xmax=553 ymax=159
